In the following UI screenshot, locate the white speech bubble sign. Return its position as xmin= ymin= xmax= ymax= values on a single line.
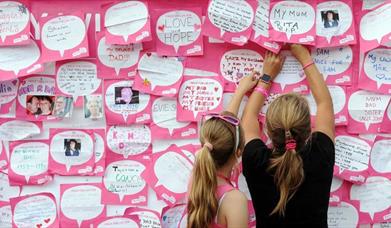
xmin=14 ymin=195 xmax=56 ymax=228
xmin=370 ymin=139 xmax=391 ymax=173
xmin=178 ymin=78 xmax=223 ymax=118
xmin=107 ymin=125 xmax=151 ymax=158
xmin=17 ymin=76 xmax=55 ymax=109
xmin=97 ymin=37 xmax=142 ymax=75
xmin=10 ymin=142 xmax=49 ymax=183
xmin=50 ymin=130 xmax=94 ymax=172
xmin=253 ymin=0 xmax=270 ymax=39
xmin=348 ymin=90 xmax=391 ymax=130
xmin=156 ymin=10 xmax=201 ymax=53
xmin=270 ymin=1 xmax=315 ymax=40
xmin=220 ymin=49 xmax=263 ymax=83
xmin=97 ymin=217 xmax=138 ymax=228
xmin=316 ymin=1 xmax=353 ymax=43
xmin=154 ymin=152 xmax=192 ymax=193
xmin=363 ymin=48 xmax=391 ymax=89
xmin=61 ymin=185 xmax=103 ymax=227
xmin=152 ymin=97 xmax=190 ymax=135
xmin=238 ymin=173 xmax=252 ymax=200
xmin=360 ymin=3 xmax=391 ymax=43
xmin=273 ymin=51 xmax=306 ymax=90
xmin=94 ymin=133 xmax=104 ymax=164
xmin=351 ymin=176 xmax=391 ymax=220
xmin=0 ymin=80 xmax=18 ymax=106
xmin=161 ymin=204 xmax=186 ymax=228
xmin=335 ymin=135 xmax=371 ymax=173
xmin=57 ymin=61 xmax=101 ymax=101
xmin=138 ymin=53 xmax=183 ymax=90
xmin=0 ymin=172 xmax=20 ymax=202
xmin=103 ymin=160 xmax=146 ymax=201
xmin=0 ymin=204 xmax=11 ymax=228
xmin=0 ymin=120 xmax=40 ymax=141
xmin=311 ymin=46 xmax=353 ymax=80
xmin=305 ymin=85 xmax=346 ymax=115
xmin=105 ymin=1 xmax=148 ymax=42
xmin=42 ymin=15 xmax=86 ymax=57
xmin=330 ymin=176 xmax=343 ymax=192
xmin=327 ymin=202 xmax=359 ymax=228
xmin=208 ymin=0 xmax=254 ymax=37
xmin=0 ymin=1 xmax=30 ymax=43
xmin=0 ymin=40 xmax=40 ymax=75
xmin=128 ymin=210 xmax=161 ymax=228
xmin=105 ymin=80 xmax=150 ymax=121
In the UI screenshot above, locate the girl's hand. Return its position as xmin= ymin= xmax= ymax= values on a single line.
xmin=290 ymin=44 xmax=312 ymax=65
xmin=262 ymin=51 xmax=285 ymax=80
xmin=236 ymin=71 xmax=259 ymax=94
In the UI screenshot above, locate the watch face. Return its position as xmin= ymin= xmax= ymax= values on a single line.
xmin=261 ymin=74 xmax=271 ymax=82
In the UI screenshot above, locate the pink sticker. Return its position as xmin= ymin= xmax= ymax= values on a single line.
xmin=380 ymin=101 xmax=391 ymax=133
xmin=316 ymin=0 xmax=356 ymax=47
xmin=124 ymin=207 xmax=161 ymax=228
xmin=0 ymin=118 xmax=42 ymax=141
xmin=334 ymin=127 xmax=373 ymax=184
xmin=151 ymin=96 xmax=198 ymax=139
xmin=305 ymin=85 xmax=348 ymax=126
xmin=143 ymin=145 xmax=193 ymax=206
xmin=329 ymin=177 xmax=351 ymax=206
xmin=0 ymin=39 xmax=43 ymax=81
xmin=104 ymin=80 xmax=152 ymax=125
xmin=93 ymin=129 xmax=106 ymax=176
xmin=40 ymin=12 xmax=89 ymax=62
xmin=359 ymin=1 xmax=391 ymax=53
xmin=0 ymin=201 xmax=12 ymax=228
xmin=0 ymin=79 xmax=18 ymax=114
xmin=16 ymin=75 xmax=57 ymax=121
xmin=103 ymin=1 xmax=151 ymax=44
xmin=96 ymin=32 xmax=142 ymax=79
xmin=328 ymin=200 xmax=369 ymax=227
xmin=49 ymin=129 xmax=95 ymax=175
xmin=153 ymin=7 xmax=203 ymax=56
xmin=0 ymin=1 xmax=30 ymax=46
xmin=369 ymin=137 xmax=391 ymax=179
xmin=0 ymin=142 xmax=7 ymax=171
xmin=177 ymin=76 xmax=224 ymax=121
xmin=358 ymin=48 xmax=391 ymax=94
xmin=269 ymin=0 xmax=317 ymax=45
xmin=106 ymin=125 xmax=152 ymax=159
xmin=133 ymin=52 xmax=184 ymax=96
xmin=93 ymin=216 xmax=140 ymax=228
xmin=203 ymin=0 xmax=256 ymax=46
xmin=250 ymin=0 xmax=282 ymax=53
xmin=10 ymin=192 xmax=59 ymax=228
xmin=55 ymin=59 xmax=102 ymax=105
xmin=60 ymin=183 xmax=105 ymax=228
xmin=347 ymin=89 xmax=391 ymax=133
xmin=8 ymin=140 xmax=51 ymax=186
xmin=311 ymin=46 xmax=353 ymax=85
xmin=270 ymin=50 xmax=309 ymax=94
xmin=350 ymin=176 xmax=391 ymax=223
xmin=0 ymin=172 xmax=20 ymax=202
xmin=102 ymin=157 xmax=149 ymax=205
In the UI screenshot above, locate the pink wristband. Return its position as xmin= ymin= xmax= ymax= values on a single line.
xmin=254 ymin=86 xmax=269 ymax=97
xmin=302 ymin=61 xmax=314 ymax=70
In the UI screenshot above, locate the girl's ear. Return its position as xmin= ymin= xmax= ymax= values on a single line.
xmin=236 ymin=149 xmax=242 ymax=158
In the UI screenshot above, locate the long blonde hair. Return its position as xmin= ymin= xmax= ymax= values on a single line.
xmin=265 ymin=93 xmax=311 ymax=216
xmin=187 ymin=111 xmax=244 ymax=228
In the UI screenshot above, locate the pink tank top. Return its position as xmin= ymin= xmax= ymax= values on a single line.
xmin=212 ymin=184 xmax=235 ymax=228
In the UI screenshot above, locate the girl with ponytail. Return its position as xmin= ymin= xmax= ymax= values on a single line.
xmin=241 ymin=45 xmax=335 ymax=227
xmin=187 ymin=72 xmax=260 ymax=228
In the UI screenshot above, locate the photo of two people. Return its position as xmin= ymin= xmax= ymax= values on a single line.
xmin=26 ymin=95 xmax=73 ymax=117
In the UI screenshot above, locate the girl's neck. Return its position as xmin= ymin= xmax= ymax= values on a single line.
xmin=216 ymin=164 xmax=234 ymax=185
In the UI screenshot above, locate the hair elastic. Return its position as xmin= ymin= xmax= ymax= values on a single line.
xmin=204 ymin=142 xmax=213 ymax=151
xmin=285 ymin=139 xmax=297 ymax=150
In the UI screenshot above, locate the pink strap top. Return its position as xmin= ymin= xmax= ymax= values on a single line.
xmin=212 ymin=184 xmax=236 ymax=228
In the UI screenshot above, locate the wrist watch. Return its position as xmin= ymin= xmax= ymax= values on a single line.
xmin=260 ymin=73 xmax=272 ymax=84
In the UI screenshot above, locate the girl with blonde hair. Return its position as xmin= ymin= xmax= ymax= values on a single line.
xmin=241 ymin=45 xmax=335 ymax=227
xmin=187 ymin=67 xmax=264 ymax=227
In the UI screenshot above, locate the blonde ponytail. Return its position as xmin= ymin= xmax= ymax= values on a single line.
xmin=187 ymin=145 xmax=218 ymax=228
